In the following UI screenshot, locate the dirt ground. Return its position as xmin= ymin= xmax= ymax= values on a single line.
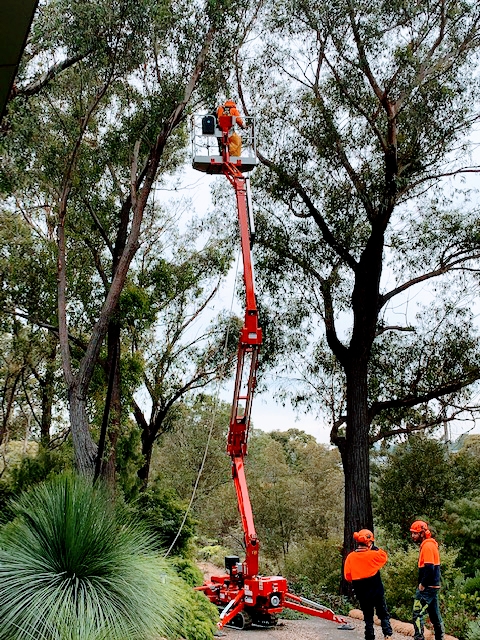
xmin=218 ymin=614 xmax=391 ymax=640
xmin=218 ymin=611 xmax=457 ymax=640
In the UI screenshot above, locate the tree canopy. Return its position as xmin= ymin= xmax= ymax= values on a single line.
xmin=235 ymin=0 xmax=480 ymax=564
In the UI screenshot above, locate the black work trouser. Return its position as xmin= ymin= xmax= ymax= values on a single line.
xmin=357 ymin=593 xmax=393 ymax=640
xmin=413 ymin=587 xmax=444 ymax=640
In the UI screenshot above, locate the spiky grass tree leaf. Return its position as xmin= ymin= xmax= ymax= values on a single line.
xmin=0 ymin=473 xmax=186 ymax=640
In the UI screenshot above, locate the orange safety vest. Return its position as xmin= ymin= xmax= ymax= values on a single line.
xmin=417 ymin=537 xmax=441 ymax=587
xmin=344 ymin=548 xmax=388 ymax=582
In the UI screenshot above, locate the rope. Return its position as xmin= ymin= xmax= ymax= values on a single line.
xmin=164 ymin=249 xmax=241 ymax=557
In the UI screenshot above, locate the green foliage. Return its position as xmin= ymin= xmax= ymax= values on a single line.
xmin=0 ymin=446 xmax=71 ymax=524
xmin=464 ymin=575 xmax=480 ymax=595
xmin=373 ymin=435 xmax=480 ymax=579
xmin=170 ymin=558 xmax=219 ymax=640
xmin=197 ymin=543 xmax=231 ymax=568
xmin=381 ymin=546 xmax=419 ymax=620
xmin=467 ymin=619 xmax=480 ymax=640
xmin=444 ymin=497 xmax=480 ymax=577
xmin=247 ymin=430 xmax=344 ymax=563
xmin=171 ymin=556 xmax=204 ymax=587
xmin=0 ymin=473 xmax=190 ymax=640
xmin=286 ymin=573 xmax=351 ymax=617
xmin=373 ymin=435 xmax=456 ymax=540
xmin=115 ymin=422 xmax=145 ymax=500
xmin=129 ymin=479 xmax=196 ymax=555
xmin=152 ymin=396 xmax=237 ymax=543
xmin=155 ymin=420 xmax=343 ymax=570
xmin=284 ymin=537 xmax=343 ymax=595
xmin=176 ymin=587 xmax=219 ymax=640
xmin=441 ymin=583 xmax=480 ymax=640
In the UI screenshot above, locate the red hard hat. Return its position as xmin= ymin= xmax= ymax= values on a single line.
xmin=410 ymin=520 xmax=428 ymax=533
xmin=225 ymin=99 xmax=236 ymax=107
xmin=353 ymin=529 xmax=374 ymax=544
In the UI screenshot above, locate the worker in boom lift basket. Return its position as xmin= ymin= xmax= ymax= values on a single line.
xmin=216 ymin=99 xmax=246 ymax=156
xmin=344 ymin=529 xmax=393 ymax=640
xmin=410 ymin=520 xmax=444 ymax=640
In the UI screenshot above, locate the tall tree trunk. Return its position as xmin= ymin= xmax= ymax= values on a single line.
xmin=138 ymin=429 xmax=155 ymax=489
xmin=68 ymin=387 xmax=97 ymax=474
xmin=338 ymin=360 xmax=373 ymax=594
xmin=40 ymin=337 xmax=57 ymax=446
xmin=344 ymin=362 xmax=373 ymax=535
xmin=101 ymin=322 xmax=121 ymax=485
xmin=0 ymin=373 xmax=20 ymax=447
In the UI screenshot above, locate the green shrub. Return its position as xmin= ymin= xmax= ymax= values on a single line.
xmin=439 ymin=581 xmax=480 ymax=640
xmin=197 ymin=542 xmax=230 ymax=568
xmin=179 ymin=588 xmax=219 ymax=640
xmin=173 ymin=556 xmax=205 ymax=586
xmin=0 ymin=473 xmax=191 ymax=640
xmin=382 ymin=546 xmax=419 ymax=621
xmin=0 ymin=447 xmax=70 ymax=524
xmin=282 ymin=537 xmax=350 ymax=614
xmin=444 ymin=497 xmax=480 ymax=577
xmin=129 ymin=479 xmax=196 ymax=555
xmin=284 ymin=537 xmax=343 ymax=595
xmin=467 ymin=619 xmax=480 ymax=640
xmin=464 ymin=574 xmax=480 ymax=595
xmin=169 ymin=557 xmax=219 ymax=639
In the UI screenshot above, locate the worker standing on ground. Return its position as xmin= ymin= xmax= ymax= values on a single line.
xmin=216 ymin=99 xmax=246 ymax=156
xmin=344 ymin=529 xmax=393 ymax=640
xmin=410 ymin=520 xmax=445 ymax=640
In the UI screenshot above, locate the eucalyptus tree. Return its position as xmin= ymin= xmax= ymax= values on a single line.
xmin=1 ymin=0 xmax=256 ymax=474
xmin=126 ymin=217 xmax=239 ymax=486
xmin=0 ymin=211 xmax=60 ymax=446
xmin=238 ymin=0 xmax=480 ymax=565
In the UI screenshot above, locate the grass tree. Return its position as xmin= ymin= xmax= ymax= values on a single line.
xmin=0 ymin=473 xmax=212 ymax=640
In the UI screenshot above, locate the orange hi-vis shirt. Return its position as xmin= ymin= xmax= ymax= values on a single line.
xmin=344 ymin=548 xmax=388 ymax=582
xmin=417 ymin=537 xmax=441 ymax=587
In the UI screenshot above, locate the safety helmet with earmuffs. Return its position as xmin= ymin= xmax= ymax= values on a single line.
xmin=353 ymin=529 xmax=375 ymax=545
xmin=410 ymin=520 xmax=431 ymax=538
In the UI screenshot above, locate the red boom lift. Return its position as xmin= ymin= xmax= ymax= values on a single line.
xmin=192 ymin=112 xmax=353 ymax=631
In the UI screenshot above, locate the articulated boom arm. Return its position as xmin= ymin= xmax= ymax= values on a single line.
xmin=194 ymin=114 xmax=353 ymax=632
xmin=223 ymin=156 xmax=262 ymax=578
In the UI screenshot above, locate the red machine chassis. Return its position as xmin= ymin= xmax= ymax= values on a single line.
xmin=194 ymin=116 xmax=350 ymax=631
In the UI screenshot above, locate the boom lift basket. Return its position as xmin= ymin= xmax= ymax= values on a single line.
xmin=191 ymin=113 xmax=258 ymax=174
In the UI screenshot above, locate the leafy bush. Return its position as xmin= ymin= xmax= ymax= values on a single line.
xmin=129 ymin=479 xmax=196 ymax=555
xmin=464 ymin=574 xmax=480 ymax=595
xmin=0 ymin=473 xmax=193 ymax=640
xmin=381 ymin=546 xmax=419 ymax=620
xmin=467 ymin=619 xmax=480 ymax=640
xmin=173 ymin=556 xmax=205 ymax=586
xmin=443 ymin=497 xmax=480 ymax=577
xmin=0 ymin=446 xmax=70 ymax=524
xmin=282 ymin=537 xmax=351 ymax=614
xmin=439 ymin=580 xmax=480 ymax=640
xmin=197 ymin=542 xmax=231 ymax=568
xmin=373 ymin=436 xmax=455 ymax=541
xmin=286 ymin=573 xmax=351 ymax=616
xmin=179 ymin=588 xmax=219 ymax=640
xmin=284 ymin=537 xmax=343 ymax=595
